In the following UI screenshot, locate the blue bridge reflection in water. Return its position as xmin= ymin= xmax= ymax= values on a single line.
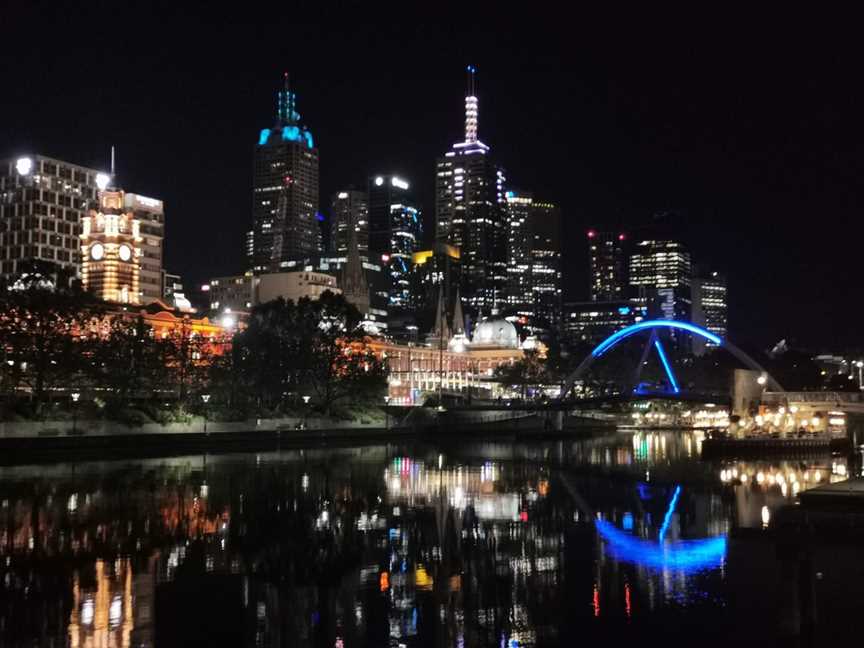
xmin=595 ymin=483 xmax=727 ymax=573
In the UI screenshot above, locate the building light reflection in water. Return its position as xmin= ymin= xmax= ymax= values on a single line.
xmin=0 ymin=434 xmax=858 ymax=646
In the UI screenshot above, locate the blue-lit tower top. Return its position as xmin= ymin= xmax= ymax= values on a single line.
xmin=258 ymin=72 xmax=315 ymax=149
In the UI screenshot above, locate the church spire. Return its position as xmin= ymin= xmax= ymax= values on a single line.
xmin=433 ymin=281 xmax=452 ymax=342
xmin=341 ymin=217 xmax=369 ymax=315
xmin=452 ymin=286 xmax=465 ymax=336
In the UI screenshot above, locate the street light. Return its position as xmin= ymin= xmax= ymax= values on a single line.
xmin=71 ymin=392 xmax=80 ymax=435
xmin=384 ymin=395 xmax=391 ymax=431
xmin=201 ymin=394 xmax=211 ymax=434
xmin=302 ymin=395 xmax=311 ymax=429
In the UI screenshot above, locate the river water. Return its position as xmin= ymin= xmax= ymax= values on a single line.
xmin=0 ymin=429 xmax=860 ymax=647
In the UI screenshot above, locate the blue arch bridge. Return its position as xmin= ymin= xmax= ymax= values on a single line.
xmin=423 ymin=319 xmax=784 ymax=431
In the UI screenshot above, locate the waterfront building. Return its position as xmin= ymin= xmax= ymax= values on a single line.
xmin=80 ymin=187 xmax=142 ymax=304
xmin=369 ymin=174 xmax=421 ymax=315
xmin=124 ymin=193 xmax=164 ymax=303
xmin=628 ymin=239 xmax=691 ymax=321
xmin=0 ymin=154 xmax=104 ymax=285
xmin=588 ymin=229 xmax=627 ymax=301
xmin=329 ymin=189 xmax=368 ymax=257
xmin=250 ymin=74 xmax=320 ymax=272
xmin=435 ymin=66 xmax=507 ymax=313
xmin=692 ymin=269 xmax=728 ymax=354
xmin=370 ymin=315 xmax=524 ymax=405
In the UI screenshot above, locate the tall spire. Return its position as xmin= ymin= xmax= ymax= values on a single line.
xmin=465 ymin=65 xmax=478 ymax=143
xmin=277 ymin=71 xmax=299 ymax=125
xmin=341 ymin=219 xmax=369 ymax=315
xmin=452 ymin=286 xmax=465 ymax=335
xmin=433 ymin=281 xmax=452 ymax=342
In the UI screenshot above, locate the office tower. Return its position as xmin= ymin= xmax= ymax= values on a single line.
xmin=527 ymin=200 xmax=562 ymax=327
xmin=587 ymin=229 xmax=627 ymax=301
xmin=435 ymin=66 xmax=506 ymax=313
xmin=505 ymin=189 xmax=532 ymax=310
xmin=251 ymin=74 xmax=319 ymax=272
xmin=505 ymin=191 xmax=562 ymax=329
xmin=629 ymin=239 xmax=692 ymax=321
xmin=368 ymin=174 xmax=421 ymax=313
xmin=80 ymin=187 xmax=142 ymax=304
xmin=124 ymin=193 xmax=164 ymax=303
xmin=692 ymin=269 xmax=727 ymax=354
xmin=0 ymin=154 xmax=103 ymax=285
xmin=330 ymin=189 xmax=368 ymax=257
xmin=562 ymin=300 xmax=646 ymax=347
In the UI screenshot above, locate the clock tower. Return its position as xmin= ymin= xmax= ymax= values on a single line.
xmin=80 ymin=184 xmax=142 ymax=304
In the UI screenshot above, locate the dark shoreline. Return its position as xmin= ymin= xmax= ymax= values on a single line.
xmin=0 ymin=427 xmax=421 ymax=465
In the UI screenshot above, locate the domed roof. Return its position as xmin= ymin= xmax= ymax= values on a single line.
xmin=471 ymin=317 xmax=519 ymax=349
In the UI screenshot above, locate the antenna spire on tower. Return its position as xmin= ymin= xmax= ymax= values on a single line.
xmin=278 ymin=71 xmax=298 ymax=125
xmin=110 ymin=145 xmax=115 ymax=177
xmin=464 ymin=65 xmax=478 ymax=143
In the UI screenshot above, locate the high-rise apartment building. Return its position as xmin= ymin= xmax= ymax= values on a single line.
xmin=250 ymin=74 xmax=320 ymax=272
xmin=124 ymin=193 xmax=164 ymax=303
xmin=587 ymin=230 xmax=627 ymax=301
xmin=505 ymin=191 xmax=562 ymax=328
xmin=629 ymin=239 xmax=692 ymax=321
xmin=435 ymin=66 xmax=506 ymax=313
xmin=0 ymin=155 xmax=104 ymax=284
xmin=329 ymin=189 xmax=368 ymax=257
xmin=80 ymin=188 xmax=142 ymax=304
xmin=368 ymin=174 xmax=421 ymax=312
xmin=692 ymin=269 xmax=728 ymax=354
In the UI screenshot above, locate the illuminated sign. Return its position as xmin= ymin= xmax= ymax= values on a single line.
xmin=391 ymin=176 xmax=409 ymax=190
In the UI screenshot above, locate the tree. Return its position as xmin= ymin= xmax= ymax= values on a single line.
xmin=233 ymin=292 xmax=387 ymax=416
xmin=0 ymin=276 xmax=99 ymax=409
xmin=155 ymin=319 xmax=213 ymax=404
xmin=494 ymin=349 xmax=545 ymax=399
xmin=83 ymin=314 xmax=165 ymax=403
xmin=232 ymin=297 xmax=306 ymax=412
xmin=297 ymin=292 xmax=387 ymax=414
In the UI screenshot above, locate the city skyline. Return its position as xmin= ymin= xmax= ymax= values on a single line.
xmin=2 ymin=8 xmax=861 ymax=347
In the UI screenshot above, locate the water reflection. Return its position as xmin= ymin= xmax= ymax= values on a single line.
xmin=0 ymin=431 xmax=855 ymax=646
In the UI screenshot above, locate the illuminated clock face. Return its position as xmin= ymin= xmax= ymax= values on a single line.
xmin=118 ymin=245 xmax=132 ymax=262
xmin=90 ymin=243 xmax=104 ymax=261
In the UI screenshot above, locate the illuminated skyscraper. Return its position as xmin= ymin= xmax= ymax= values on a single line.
xmin=692 ymin=269 xmax=727 ymax=354
xmin=505 ymin=190 xmax=562 ymax=328
xmin=251 ymin=74 xmax=319 ymax=272
xmin=80 ymin=187 xmax=142 ymax=304
xmin=435 ymin=66 xmax=506 ymax=313
xmin=329 ymin=189 xmax=368 ymax=257
xmin=629 ymin=239 xmax=692 ymax=321
xmin=0 ymin=154 xmax=103 ymax=285
xmin=587 ymin=229 xmax=627 ymax=301
xmin=368 ymin=174 xmax=421 ymax=313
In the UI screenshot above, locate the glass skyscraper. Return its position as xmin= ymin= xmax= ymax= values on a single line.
xmin=368 ymin=174 xmax=421 ymax=313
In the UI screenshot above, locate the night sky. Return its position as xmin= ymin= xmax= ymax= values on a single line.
xmin=3 ymin=5 xmax=862 ymax=349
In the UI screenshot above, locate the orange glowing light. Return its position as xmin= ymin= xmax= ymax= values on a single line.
xmin=379 ymin=571 xmax=389 ymax=592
